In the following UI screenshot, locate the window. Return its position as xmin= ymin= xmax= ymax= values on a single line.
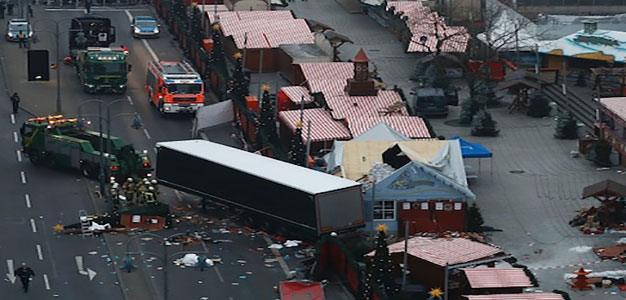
xmin=373 ymin=200 xmax=395 ymax=220
xmin=165 ymin=83 xmax=202 ymax=95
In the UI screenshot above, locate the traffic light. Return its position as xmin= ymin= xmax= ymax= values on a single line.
xmin=27 ymin=50 xmax=50 ymax=81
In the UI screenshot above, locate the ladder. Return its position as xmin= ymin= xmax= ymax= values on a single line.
xmin=79 ymin=210 xmax=93 ymax=238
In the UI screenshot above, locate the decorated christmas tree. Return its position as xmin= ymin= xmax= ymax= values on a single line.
xmin=288 ymin=125 xmax=306 ymax=167
xmin=371 ymin=224 xmax=399 ymax=295
xmin=209 ymin=23 xmax=225 ymax=65
xmin=459 ymin=97 xmax=485 ymax=125
xmin=258 ymin=85 xmax=278 ymax=144
xmin=360 ymin=262 xmax=374 ymax=300
xmin=190 ymin=5 xmax=203 ymax=45
xmin=527 ymin=91 xmax=551 ymax=118
xmin=229 ymin=52 xmax=249 ymax=100
xmin=427 ymin=288 xmax=444 ymax=300
xmin=554 ymin=111 xmax=579 ymax=139
xmin=471 ymin=109 xmax=499 ymax=137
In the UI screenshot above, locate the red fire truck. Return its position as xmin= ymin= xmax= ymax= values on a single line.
xmin=145 ymin=60 xmax=205 ymax=115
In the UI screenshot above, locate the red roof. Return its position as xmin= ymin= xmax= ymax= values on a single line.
xmin=278 ymin=108 xmax=352 ymax=142
xmin=280 ymin=281 xmax=325 ymax=300
xmin=353 ymin=48 xmax=369 ymax=63
xmin=347 ymin=115 xmax=430 ymax=139
xmin=372 ymin=237 xmax=503 ymax=266
xmin=281 ymin=86 xmax=313 ymax=105
xmin=462 ymin=268 xmax=533 ymax=289
xmin=463 ymin=293 xmax=565 ymax=300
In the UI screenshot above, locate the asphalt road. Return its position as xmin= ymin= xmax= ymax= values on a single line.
xmin=0 ymin=3 xmax=298 ymax=299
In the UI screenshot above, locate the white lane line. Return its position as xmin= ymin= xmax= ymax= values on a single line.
xmin=10 ymin=114 xmax=15 ymax=124
xmin=20 ymin=171 xmax=26 ymax=184
xmin=36 ymin=244 xmax=43 ymax=260
xmin=43 ymin=274 xmax=50 ymax=290
xmin=127 ymin=95 xmax=134 ymax=105
xmin=124 ymin=9 xmax=134 ymax=23
xmin=141 ymin=40 xmax=159 ymax=62
xmin=13 ymin=131 xmax=18 ymax=143
xmin=262 ymin=235 xmax=290 ymax=276
xmin=214 ymin=266 xmax=225 ymax=283
xmin=25 ymin=194 xmax=31 ymax=208
xmin=153 ymin=147 xmax=157 ymax=154
xmin=143 ymin=128 xmax=151 ymax=140
xmin=16 ymin=150 xmax=21 ymax=162
xmin=30 ymin=219 xmax=37 ymax=233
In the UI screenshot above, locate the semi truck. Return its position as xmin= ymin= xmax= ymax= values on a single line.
xmin=20 ymin=115 xmax=152 ymax=180
xmin=69 ymin=16 xmax=116 ymax=52
xmin=74 ymin=47 xmax=131 ymax=94
xmin=156 ymin=140 xmax=365 ymax=238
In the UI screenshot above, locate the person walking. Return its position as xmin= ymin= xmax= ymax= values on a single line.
xmin=0 ymin=2 xmax=6 ymax=19
xmin=14 ymin=263 xmax=35 ymax=293
xmin=84 ymin=0 xmax=91 ymax=14
xmin=27 ymin=3 xmax=32 ymax=17
xmin=10 ymin=92 xmax=20 ymax=114
xmin=17 ymin=30 xmax=26 ymax=48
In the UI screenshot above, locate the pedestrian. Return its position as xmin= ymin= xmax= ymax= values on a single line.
xmin=27 ymin=3 xmax=32 ymax=17
xmin=7 ymin=2 xmax=13 ymax=15
xmin=17 ymin=30 xmax=26 ymax=48
xmin=14 ymin=263 xmax=35 ymax=293
xmin=0 ymin=2 xmax=5 ymax=19
xmin=10 ymin=92 xmax=19 ymax=114
xmin=84 ymin=0 xmax=91 ymax=14
xmin=201 ymin=197 xmax=207 ymax=211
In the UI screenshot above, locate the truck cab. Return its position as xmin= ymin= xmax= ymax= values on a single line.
xmin=75 ymin=47 xmax=131 ymax=94
xmin=146 ymin=60 xmax=205 ymax=115
xmin=69 ymin=17 xmax=116 ymax=51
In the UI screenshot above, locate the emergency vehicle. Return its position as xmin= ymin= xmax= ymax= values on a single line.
xmin=145 ymin=61 xmax=205 ymax=115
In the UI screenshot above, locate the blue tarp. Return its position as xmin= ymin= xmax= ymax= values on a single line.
xmin=450 ymin=136 xmax=493 ymax=158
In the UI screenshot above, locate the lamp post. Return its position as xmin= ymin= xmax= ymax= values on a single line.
xmin=78 ymin=98 xmax=144 ymax=207
xmin=31 ymin=17 xmax=84 ymax=114
xmin=124 ymin=232 xmax=210 ymax=300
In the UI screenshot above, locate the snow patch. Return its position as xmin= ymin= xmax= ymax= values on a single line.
xmin=569 ymin=246 xmax=593 ymax=253
xmin=564 ymin=269 xmax=626 ymax=280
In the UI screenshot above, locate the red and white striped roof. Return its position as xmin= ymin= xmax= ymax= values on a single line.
xmin=599 ymin=97 xmax=626 ymax=122
xmin=348 ymin=116 xmax=430 ymax=139
xmin=461 ymin=268 xmax=533 ymax=289
xmin=299 ymin=62 xmax=354 ymax=81
xmin=281 ymin=86 xmax=313 ymax=105
xmin=463 ymin=293 xmax=565 ymax=300
xmin=326 ymin=90 xmax=407 ymax=119
xmin=372 ymin=237 xmax=502 ymax=267
xmin=209 ymin=11 xmax=314 ymax=49
xmin=308 ymin=79 xmax=347 ymax=95
xmin=387 ymin=2 xmax=469 ymax=53
xmin=278 ymin=108 xmax=352 ymax=142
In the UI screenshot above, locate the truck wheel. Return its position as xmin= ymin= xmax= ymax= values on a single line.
xmin=158 ymin=100 xmax=166 ymax=116
xmin=81 ymin=163 xmax=96 ymax=179
xmin=148 ymin=93 xmax=154 ymax=106
xmin=28 ymin=151 xmax=44 ymax=165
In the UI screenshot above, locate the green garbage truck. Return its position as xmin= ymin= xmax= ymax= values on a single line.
xmin=20 ymin=115 xmax=151 ymax=180
xmin=74 ymin=47 xmax=131 ymax=94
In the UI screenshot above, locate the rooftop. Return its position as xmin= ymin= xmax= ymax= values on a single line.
xmin=278 ymin=108 xmax=352 ymax=142
xmin=540 ymin=29 xmax=626 ymax=63
xmin=461 ymin=268 xmax=533 ymax=289
xmin=463 ymin=293 xmax=565 ymax=300
xmin=599 ymin=97 xmax=626 ymax=121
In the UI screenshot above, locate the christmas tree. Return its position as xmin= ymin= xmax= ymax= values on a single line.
xmin=371 ymin=224 xmax=398 ymax=295
xmin=471 ymin=109 xmax=499 ymax=137
xmin=466 ymin=202 xmax=484 ymax=233
xmin=587 ymin=140 xmax=612 ymax=167
xmin=473 ymin=80 xmax=500 ymax=107
xmin=209 ymin=24 xmax=225 ymax=65
xmin=190 ymin=5 xmax=203 ymax=45
xmin=459 ymin=97 xmax=485 ymax=125
xmin=554 ymin=111 xmax=579 ymax=139
xmin=427 ymin=288 xmax=444 ymax=300
xmin=258 ymin=85 xmax=278 ymax=144
xmin=526 ymin=91 xmax=551 ymax=118
xmin=424 ymin=64 xmax=449 ymax=90
xmin=360 ymin=262 xmax=374 ymax=300
xmin=228 ymin=52 xmax=250 ymax=100
xmin=288 ymin=125 xmax=307 ymax=167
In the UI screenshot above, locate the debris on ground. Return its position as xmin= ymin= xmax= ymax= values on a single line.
xmin=173 ymin=254 xmax=214 ymax=267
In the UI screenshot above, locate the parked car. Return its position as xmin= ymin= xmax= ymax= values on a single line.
xmin=131 ymin=16 xmax=160 ymax=38
xmin=5 ymin=19 xmax=33 ymax=42
xmin=410 ymin=87 xmax=449 ymax=118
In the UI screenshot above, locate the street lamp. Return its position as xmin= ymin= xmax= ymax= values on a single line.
xmin=78 ymin=98 xmax=144 ymax=208
xmin=124 ymin=232 xmax=210 ymax=300
xmin=30 ymin=17 xmax=84 ymax=114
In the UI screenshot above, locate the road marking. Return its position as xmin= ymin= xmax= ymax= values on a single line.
xmin=43 ymin=274 xmax=50 ymax=290
xmin=30 ymin=219 xmax=37 ymax=233
xmin=127 ymin=95 xmax=134 ymax=105
xmin=143 ymin=128 xmax=151 ymax=140
xmin=214 ymin=266 xmax=225 ymax=283
xmin=142 ymin=40 xmax=159 ymax=62
xmin=10 ymin=114 xmax=15 ymax=124
xmin=25 ymin=194 xmax=31 ymax=208
xmin=153 ymin=147 xmax=157 ymax=154
xmin=16 ymin=150 xmax=21 ymax=162
xmin=13 ymin=131 xmax=18 ymax=143
xmin=124 ymin=9 xmax=134 ymax=22
xmin=6 ymin=259 xmax=16 ymax=284
xmin=262 ymin=235 xmax=291 ymax=276
xmin=36 ymin=244 xmax=43 ymax=260
xmin=20 ymin=171 xmax=26 ymax=184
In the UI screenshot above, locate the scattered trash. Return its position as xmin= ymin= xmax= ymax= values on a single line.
xmin=232 ymin=282 xmax=239 ymax=286
xmin=569 ymin=246 xmax=593 ymax=253
xmin=88 ymin=222 xmax=111 ymax=231
xmin=213 ymin=239 xmax=232 ymax=243
xmin=88 ymin=251 xmax=98 ymax=255
xmin=597 ymin=167 xmax=611 ymax=171
xmin=173 ymin=254 xmax=214 ymax=268
xmin=284 ymin=240 xmax=301 ymax=248
xmin=198 ymin=280 xmax=203 ymax=284
xmin=239 ymin=275 xmax=247 ymax=279
xmin=264 ymin=264 xmax=275 ymax=268
xmin=268 ymin=244 xmax=283 ymax=250
xmin=140 ymin=237 xmax=153 ymax=241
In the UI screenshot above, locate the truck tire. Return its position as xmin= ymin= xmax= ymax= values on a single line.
xmin=81 ymin=163 xmax=96 ymax=179
xmin=148 ymin=93 xmax=154 ymax=106
xmin=28 ymin=150 xmax=44 ymax=165
xmin=158 ymin=100 xmax=166 ymax=116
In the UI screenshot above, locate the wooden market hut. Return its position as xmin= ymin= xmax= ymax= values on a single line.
xmin=497 ymin=69 xmax=543 ymax=113
xmin=582 ymin=179 xmax=626 ymax=227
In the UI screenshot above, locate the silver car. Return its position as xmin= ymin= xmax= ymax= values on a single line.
xmin=6 ymin=19 xmax=33 ymax=42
